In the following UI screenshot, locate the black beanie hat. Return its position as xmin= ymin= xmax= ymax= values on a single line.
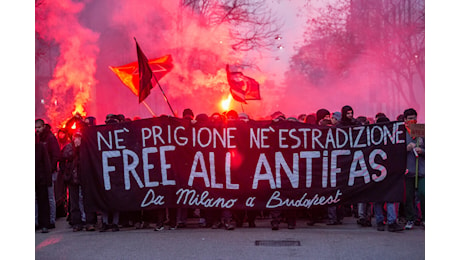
xmin=316 ymin=109 xmax=330 ymax=124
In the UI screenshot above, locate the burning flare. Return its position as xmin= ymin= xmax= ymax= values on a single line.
xmin=220 ymin=94 xmax=233 ymax=111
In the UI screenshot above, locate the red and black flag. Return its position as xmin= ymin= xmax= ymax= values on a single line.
xmin=226 ymin=65 xmax=261 ymax=103
xmin=109 ymin=44 xmax=173 ymax=103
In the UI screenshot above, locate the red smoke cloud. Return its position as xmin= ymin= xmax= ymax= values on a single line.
xmin=36 ymin=0 xmax=99 ymax=128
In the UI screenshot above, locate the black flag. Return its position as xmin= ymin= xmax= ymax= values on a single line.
xmin=135 ymin=38 xmax=153 ymax=103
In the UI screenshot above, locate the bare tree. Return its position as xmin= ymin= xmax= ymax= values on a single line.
xmin=35 ymin=0 xmax=47 ymax=64
xmin=181 ymin=0 xmax=282 ymax=52
xmin=288 ymin=0 xmax=360 ymax=85
xmin=347 ymin=0 xmax=425 ymax=109
xmin=289 ymin=0 xmax=424 ymax=110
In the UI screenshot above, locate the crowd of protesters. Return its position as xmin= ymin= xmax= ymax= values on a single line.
xmin=35 ymin=106 xmax=424 ymax=234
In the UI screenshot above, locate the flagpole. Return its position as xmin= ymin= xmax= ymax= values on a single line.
xmin=142 ymin=101 xmax=156 ymax=117
xmin=240 ymin=103 xmax=245 ymax=112
xmin=151 ymin=74 xmax=176 ymax=117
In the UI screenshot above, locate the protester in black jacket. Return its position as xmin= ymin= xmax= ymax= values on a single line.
xmin=36 ymin=118 xmax=61 ymax=229
xmin=36 ymin=119 xmax=60 ymax=172
xmin=337 ymin=105 xmax=363 ymax=222
xmin=337 ymin=105 xmax=360 ymax=127
xmin=61 ymin=131 xmax=85 ymax=231
xmin=35 ymin=133 xmax=52 ymax=233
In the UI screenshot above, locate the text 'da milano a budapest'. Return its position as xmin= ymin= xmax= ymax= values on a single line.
xmin=80 ymin=117 xmax=406 ymax=212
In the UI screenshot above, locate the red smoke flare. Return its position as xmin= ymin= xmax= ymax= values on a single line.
xmin=36 ymin=0 xmax=99 ymax=128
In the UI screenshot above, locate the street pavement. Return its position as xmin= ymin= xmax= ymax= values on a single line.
xmin=35 ymin=215 xmax=425 ymax=260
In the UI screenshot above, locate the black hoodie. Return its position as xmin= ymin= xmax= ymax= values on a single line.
xmin=338 ymin=105 xmax=360 ymax=127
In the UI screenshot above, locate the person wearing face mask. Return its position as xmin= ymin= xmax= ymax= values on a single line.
xmin=403 ymin=108 xmax=425 ymax=230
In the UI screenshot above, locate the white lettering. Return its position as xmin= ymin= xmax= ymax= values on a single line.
xmin=176 ymin=189 xmax=237 ymax=208
xmin=123 ymin=149 xmax=144 ymax=190
xmin=352 ymin=126 xmax=366 ymax=148
xmin=188 ymin=151 xmax=210 ymax=187
xmin=252 ymin=153 xmax=275 ymax=189
xmin=279 ymin=129 xmax=289 ymax=148
xmin=159 ymin=146 xmax=176 ymax=186
xmin=114 ymin=128 xmax=128 ymax=149
xmin=197 ymin=128 xmax=212 ymax=147
xmin=208 ymin=152 xmax=222 ymax=189
xmin=330 ymin=150 xmax=351 ymax=187
xmin=249 ymin=128 xmax=260 ymax=149
xmin=102 ymin=150 xmax=121 ymax=190
xmin=142 ymin=147 xmax=159 ymax=187
xmin=312 ymin=129 xmax=324 ymax=149
xmin=348 ymin=150 xmax=370 ymax=186
xmin=152 ymin=126 xmax=165 ymax=145
xmin=98 ymin=131 xmax=112 ymax=150
xmin=336 ymin=128 xmax=348 ymax=149
xmin=141 ymin=189 xmax=165 ymax=207
xmin=141 ymin=127 xmax=151 ymax=147
xmin=325 ymin=128 xmax=336 ymax=149
xmin=289 ymin=129 xmax=301 ymax=149
xmin=226 ymin=128 xmax=237 ymax=148
xmin=275 ymin=152 xmax=299 ymax=188
xmin=174 ymin=126 xmax=188 ymax=146
xmin=225 ymin=152 xmax=239 ymax=189
xmin=369 ymin=149 xmax=387 ymax=182
xmin=300 ymin=151 xmax=321 ymax=188
xmin=266 ymin=190 xmax=342 ymax=209
xmin=322 ymin=151 xmax=328 ymax=188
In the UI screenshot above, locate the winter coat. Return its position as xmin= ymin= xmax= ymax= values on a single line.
xmin=39 ymin=129 xmax=61 ymax=172
xmin=36 ymin=142 xmax=52 ymax=186
xmin=61 ymin=143 xmax=81 ymax=185
xmin=337 ymin=106 xmax=360 ymax=127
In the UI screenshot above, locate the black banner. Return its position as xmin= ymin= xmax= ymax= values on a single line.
xmin=80 ymin=117 xmax=406 ymax=212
